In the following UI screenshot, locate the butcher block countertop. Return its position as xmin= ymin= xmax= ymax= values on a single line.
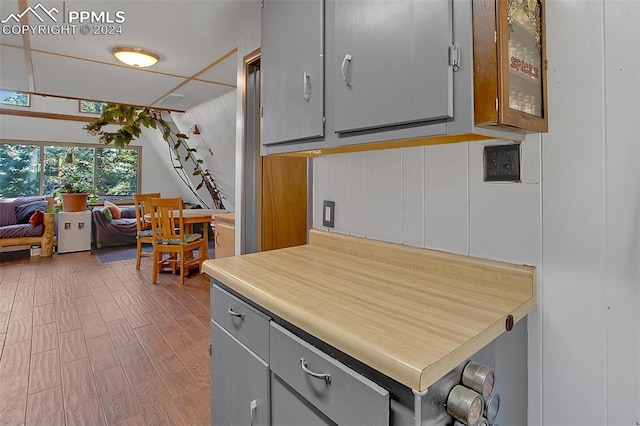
xmin=203 ymin=229 xmax=536 ymax=392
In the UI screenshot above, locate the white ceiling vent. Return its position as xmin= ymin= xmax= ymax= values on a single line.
xmin=158 ymin=93 xmax=186 ymax=106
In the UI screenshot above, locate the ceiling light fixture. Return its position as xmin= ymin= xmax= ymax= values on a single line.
xmin=112 ymin=47 xmax=160 ymax=68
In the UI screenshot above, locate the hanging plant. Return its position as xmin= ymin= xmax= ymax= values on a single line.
xmin=84 ymin=103 xmax=225 ymax=209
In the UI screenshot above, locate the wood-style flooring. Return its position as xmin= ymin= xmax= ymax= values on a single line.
xmin=0 ymin=250 xmax=211 ymax=425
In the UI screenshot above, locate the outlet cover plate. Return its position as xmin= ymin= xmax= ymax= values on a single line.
xmin=322 ymin=200 xmax=335 ymax=228
xmin=484 ymin=144 xmax=521 ymax=182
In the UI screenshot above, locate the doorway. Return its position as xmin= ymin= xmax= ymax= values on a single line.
xmin=242 ymin=53 xmax=308 ymax=254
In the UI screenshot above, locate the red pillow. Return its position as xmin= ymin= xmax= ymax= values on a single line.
xmin=104 ymin=200 xmax=122 ymax=219
xmin=29 ymin=210 xmax=44 ymax=227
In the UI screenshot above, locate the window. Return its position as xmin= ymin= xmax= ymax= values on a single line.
xmin=96 ymin=148 xmax=138 ymax=195
xmin=79 ymin=100 xmax=107 ymax=114
xmin=0 ymin=144 xmax=40 ymax=197
xmin=0 ymin=142 xmax=140 ymax=198
xmin=43 ymin=146 xmax=95 ymax=196
xmin=0 ymin=90 xmax=30 ymax=107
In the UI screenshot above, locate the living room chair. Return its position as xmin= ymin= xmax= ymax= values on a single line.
xmin=150 ymin=197 xmax=206 ymax=286
xmin=133 ymin=192 xmax=160 ymax=270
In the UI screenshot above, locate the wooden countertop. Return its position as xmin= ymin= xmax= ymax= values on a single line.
xmin=213 ymin=212 xmax=235 ymax=226
xmin=203 ymin=229 xmax=536 ymax=392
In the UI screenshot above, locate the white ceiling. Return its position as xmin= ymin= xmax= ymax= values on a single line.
xmin=0 ymin=0 xmax=261 ymax=111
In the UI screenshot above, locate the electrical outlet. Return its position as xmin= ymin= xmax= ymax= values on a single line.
xmin=484 ymin=144 xmax=521 ymax=182
xmin=322 ymin=200 xmax=335 ymax=228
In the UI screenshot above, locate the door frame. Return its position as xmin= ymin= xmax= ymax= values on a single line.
xmin=241 ymin=48 xmax=262 ymax=254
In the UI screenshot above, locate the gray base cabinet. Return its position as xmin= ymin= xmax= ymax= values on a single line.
xmin=210 ymin=280 xmax=501 ymax=426
xmin=210 ymin=323 xmax=270 ymax=426
xmin=211 ymin=280 xmax=390 ymax=425
xmin=210 ymin=284 xmax=271 ymax=425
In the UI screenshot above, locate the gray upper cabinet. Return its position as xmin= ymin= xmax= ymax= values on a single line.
xmin=333 ymin=0 xmax=454 ymax=133
xmin=261 ymin=0 xmax=324 ymax=146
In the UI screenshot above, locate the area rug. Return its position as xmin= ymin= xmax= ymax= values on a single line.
xmin=94 ymin=242 xmax=215 ymax=263
xmin=94 ymin=245 xmax=140 ymax=263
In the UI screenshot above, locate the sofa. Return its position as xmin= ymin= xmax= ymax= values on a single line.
xmin=92 ymin=205 xmax=138 ymax=248
xmin=0 ymin=196 xmax=55 ymax=256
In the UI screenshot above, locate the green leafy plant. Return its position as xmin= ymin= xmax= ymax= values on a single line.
xmin=61 ymin=174 xmax=93 ymax=193
xmin=84 ymin=104 xmax=225 ymax=209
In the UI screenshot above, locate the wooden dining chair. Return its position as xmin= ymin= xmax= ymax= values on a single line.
xmin=150 ymin=197 xmax=207 ymax=286
xmin=133 ymin=193 xmax=161 ymax=270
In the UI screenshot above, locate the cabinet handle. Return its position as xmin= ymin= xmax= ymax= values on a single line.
xmin=299 ymin=358 xmax=331 ymax=384
xmin=303 ymin=72 xmax=311 ymax=101
xmin=215 ymin=232 xmax=220 ymax=246
xmin=227 ymin=305 xmax=245 ymax=319
xmin=250 ymin=399 xmax=258 ymax=426
xmin=341 ymin=54 xmax=352 ymax=88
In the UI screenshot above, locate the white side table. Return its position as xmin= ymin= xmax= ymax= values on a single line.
xmin=57 ymin=210 xmax=91 ymax=253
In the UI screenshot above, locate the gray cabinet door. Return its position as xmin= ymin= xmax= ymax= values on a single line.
xmin=333 ymin=0 xmax=453 ymax=133
xmin=261 ymin=0 xmax=324 ymax=145
xmin=211 ymin=321 xmax=270 ymax=426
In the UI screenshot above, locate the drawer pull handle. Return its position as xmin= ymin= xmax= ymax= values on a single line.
xmin=227 ymin=306 xmax=245 ymax=319
xmin=300 ymin=358 xmax=331 ymax=384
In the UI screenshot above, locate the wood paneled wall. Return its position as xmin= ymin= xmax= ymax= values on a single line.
xmin=261 ymin=156 xmax=307 ymax=251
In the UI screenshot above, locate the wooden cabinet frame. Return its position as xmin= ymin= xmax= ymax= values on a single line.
xmin=473 ymin=0 xmax=548 ymax=132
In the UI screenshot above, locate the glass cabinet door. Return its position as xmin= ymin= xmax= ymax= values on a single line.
xmin=499 ymin=0 xmax=548 ymax=131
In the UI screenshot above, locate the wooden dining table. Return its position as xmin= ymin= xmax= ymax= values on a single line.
xmin=144 ymin=208 xmax=228 ymax=257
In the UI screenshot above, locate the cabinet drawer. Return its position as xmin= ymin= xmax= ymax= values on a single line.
xmin=211 ymin=284 xmax=270 ymax=361
xmin=270 ymin=322 xmax=389 ymax=426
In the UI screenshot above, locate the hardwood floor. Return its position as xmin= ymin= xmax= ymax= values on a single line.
xmin=0 ymin=251 xmax=211 ymax=425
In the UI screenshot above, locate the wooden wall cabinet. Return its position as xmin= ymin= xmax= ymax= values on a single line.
xmin=473 ymin=0 xmax=548 ymax=132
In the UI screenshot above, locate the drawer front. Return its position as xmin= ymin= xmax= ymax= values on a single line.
xmin=211 ymin=283 xmax=270 ymax=361
xmin=270 ymin=322 xmax=390 ymax=426
xmin=272 ymin=374 xmax=335 ymax=426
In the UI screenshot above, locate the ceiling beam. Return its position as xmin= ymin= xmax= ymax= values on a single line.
xmin=0 ymin=108 xmax=97 ymax=123
xmin=149 ymin=47 xmax=238 ymax=106
xmin=17 ymin=0 xmax=35 ymax=92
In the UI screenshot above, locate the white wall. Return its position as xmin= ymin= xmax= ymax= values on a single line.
xmin=134 ymin=128 xmax=198 ymax=201
xmin=312 ymin=1 xmax=640 ymax=425
xmin=171 ymin=91 xmax=237 ymax=211
xmin=541 ymin=1 xmax=640 ymax=425
xmin=313 ymin=137 xmax=540 ymax=426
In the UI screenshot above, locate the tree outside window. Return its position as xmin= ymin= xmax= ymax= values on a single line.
xmin=0 ymin=142 xmax=139 ymax=198
xmin=0 ymin=90 xmax=30 ymax=107
xmin=0 ymin=144 xmax=40 ymax=197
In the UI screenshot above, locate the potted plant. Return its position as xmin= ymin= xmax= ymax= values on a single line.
xmin=57 ymin=174 xmax=93 ymax=212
